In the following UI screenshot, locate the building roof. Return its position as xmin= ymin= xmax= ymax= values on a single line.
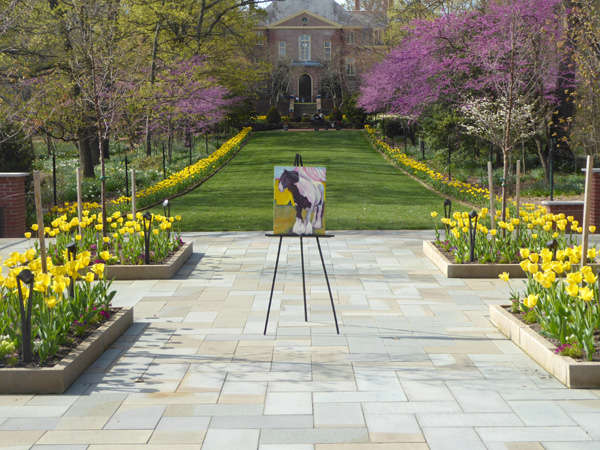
xmin=260 ymin=0 xmax=386 ymax=28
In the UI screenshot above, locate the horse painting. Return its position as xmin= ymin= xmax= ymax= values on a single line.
xmin=276 ymin=167 xmax=325 ymax=235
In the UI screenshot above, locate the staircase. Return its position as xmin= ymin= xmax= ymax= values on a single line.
xmin=293 ymin=103 xmax=317 ymax=119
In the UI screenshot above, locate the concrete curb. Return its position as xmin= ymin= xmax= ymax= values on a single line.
xmin=0 ymin=307 xmax=133 ymax=394
xmin=423 ymin=240 xmax=526 ymax=278
xmin=490 ymin=304 xmax=600 ymax=388
xmin=105 ymin=242 xmax=193 ymax=280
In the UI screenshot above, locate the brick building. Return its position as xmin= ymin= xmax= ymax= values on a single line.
xmin=254 ymin=0 xmax=388 ymax=116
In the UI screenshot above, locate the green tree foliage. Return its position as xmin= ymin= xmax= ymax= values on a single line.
xmin=0 ymin=122 xmax=35 ymax=173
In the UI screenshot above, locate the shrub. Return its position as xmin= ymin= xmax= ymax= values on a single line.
xmin=0 ymin=122 xmax=35 ymax=173
xmin=266 ymin=106 xmax=281 ymax=124
xmin=343 ymin=94 xmax=367 ymax=124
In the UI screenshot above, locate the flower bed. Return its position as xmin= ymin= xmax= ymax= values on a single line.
xmin=0 ymin=307 xmax=133 ymax=394
xmin=490 ymin=304 xmax=600 ymax=388
xmin=364 ymin=125 xmax=490 ymax=207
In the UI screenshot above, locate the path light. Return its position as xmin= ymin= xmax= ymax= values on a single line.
xmin=546 ymin=239 xmax=558 ymax=261
xmin=66 ymin=241 xmax=77 ymax=298
xmin=468 ymin=210 xmax=478 ymax=263
xmin=443 ymin=199 xmax=452 ymax=236
xmin=142 ymin=212 xmax=152 ymax=265
xmin=16 ymin=269 xmax=34 ymax=363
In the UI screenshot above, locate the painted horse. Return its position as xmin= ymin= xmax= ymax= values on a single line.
xmin=278 ymin=168 xmax=325 ymax=235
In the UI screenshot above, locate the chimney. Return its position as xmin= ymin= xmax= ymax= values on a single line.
xmin=355 ymin=0 xmax=360 ymax=10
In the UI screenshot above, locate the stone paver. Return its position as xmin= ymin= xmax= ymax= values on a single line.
xmin=2 ymin=230 xmax=600 ymax=449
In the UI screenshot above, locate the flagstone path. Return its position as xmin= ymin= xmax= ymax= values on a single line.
xmin=1 ymin=230 xmax=600 ymax=449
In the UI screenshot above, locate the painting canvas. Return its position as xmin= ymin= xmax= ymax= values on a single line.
xmin=274 ymin=166 xmax=326 ymax=236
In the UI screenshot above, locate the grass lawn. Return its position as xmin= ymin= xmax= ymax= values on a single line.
xmin=156 ymin=130 xmax=467 ymax=231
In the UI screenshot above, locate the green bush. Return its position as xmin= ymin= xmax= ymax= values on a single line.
xmin=0 ymin=122 xmax=35 ymax=173
xmin=343 ymin=94 xmax=367 ymax=124
xmin=266 ymin=106 xmax=281 ymax=124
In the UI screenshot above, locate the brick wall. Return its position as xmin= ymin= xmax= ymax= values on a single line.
xmin=0 ymin=173 xmax=28 ymax=238
xmin=542 ymin=201 xmax=585 ymax=230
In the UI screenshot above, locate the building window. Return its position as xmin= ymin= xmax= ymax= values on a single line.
xmin=278 ymin=41 xmax=286 ymax=60
xmin=324 ymin=41 xmax=331 ymax=61
xmin=255 ymin=31 xmax=264 ymax=45
xmin=346 ymin=58 xmax=356 ymax=76
xmin=373 ymin=28 xmax=383 ymax=44
xmin=299 ymin=34 xmax=311 ymax=61
xmin=346 ymin=30 xmax=354 ymax=45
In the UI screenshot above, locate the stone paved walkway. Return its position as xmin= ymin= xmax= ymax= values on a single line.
xmin=1 ymin=230 xmax=600 ymax=449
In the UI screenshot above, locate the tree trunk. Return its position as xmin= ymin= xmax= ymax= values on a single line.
xmin=78 ymin=127 xmax=96 ymax=179
xmin=102 ymin=138 xmax=110 ymax=160
xmin=534 ymin=135 xmax=550 ymax=183
xmin=90 ymin=133 xmax=100 ymax=166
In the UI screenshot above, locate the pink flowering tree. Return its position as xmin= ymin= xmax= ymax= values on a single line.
xmin=145 ymin=56 xmax=237 ymax=163
xmin=359 ymin=0 xmax=564 ymax=219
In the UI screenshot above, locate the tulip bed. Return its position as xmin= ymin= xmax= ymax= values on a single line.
xmin=1 ymin=209 xmax=185 ymax=366
xmin=432 ymin=203 xmax=600 ymax=361
xmin=364 ymin=125 xmax=491 ymax=208
xmin=47 ymin=127 xmax=252 ymax=219
xmin=0 ymin=252 xmax=114 ymax=366
xmin=499 ymin=248 xmax=600 ymax=361
xmin=433 ymin=204 xmax=594 ymax=264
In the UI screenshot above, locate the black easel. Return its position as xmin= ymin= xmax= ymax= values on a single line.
xmin=264 ymin=154 xmax=339 ymax=335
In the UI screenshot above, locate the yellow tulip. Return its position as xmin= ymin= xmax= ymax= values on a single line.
xmin=524 ymin=294 xmax=538 ymax=308
xmin=567 ymin=272 xmax=583 ymax=285
xmin=565 ymin=283 xmax=579 ymax=297
xmin=431 ymin=211 xmax=438 ymax=218
xmin=528 ymin=262 xmax=539 ymax=274
xmin=24 ymin=232 xmax=31 ymax=239
xmin=84 ymin=272 xmax=95 ymax=283
xmin=45 ymin=297 xmax=59 ymax=309
xmin=100 ymin=251 xmax=111 ymax=261
xmin=579 ymin=287 xmax=594 ymax=302
xmin=529 ymin=253 xmax=539 ymax=264
xmin=519 ymin=259 xmax=530 ymax=273
xmin=520 ymin=248 xmax=530 ymax=259
xmin=31 ymin=224 xmax=39 ymax=231
xmin=499 ymin=272 xmax=509 ymax=282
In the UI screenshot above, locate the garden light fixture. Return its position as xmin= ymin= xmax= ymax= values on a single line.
xmin=546 ymin=239 xmax=558 ymax=260
xmin=468 ymin=210 xmax=478 ymax=263
xmin=443 ymin=199 xmax=452 ymax=236
xmin=16 ymin=269 xmax=34 ymax=363
xmin=143 ymin=212 xmax=152 ymax=265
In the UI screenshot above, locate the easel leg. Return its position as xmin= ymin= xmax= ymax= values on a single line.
xmin=301 ymin=236 xmax=307 ymax=322
xmin=264 ymin=236 xmax=283 ymax=335
xmin=316 ymin=237 xmax=340 ymax=334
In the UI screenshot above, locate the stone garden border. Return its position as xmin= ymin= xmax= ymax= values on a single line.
xmin=0 ymin=306 xmax=133 ymax=394
xmin=490 ymin=304 xmax=600 ymax=388
xmin=423 ymin=240 xmax=526 ymax=278
xmin=105 ymin=241 xmax=193 ymax=280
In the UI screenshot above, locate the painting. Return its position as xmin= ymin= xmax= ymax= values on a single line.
xmin=274 ymin=166 xmax=326 ymax=235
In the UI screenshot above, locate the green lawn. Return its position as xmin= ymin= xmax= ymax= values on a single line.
xmin=156 ymin=130 xmax=466 ymax=231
